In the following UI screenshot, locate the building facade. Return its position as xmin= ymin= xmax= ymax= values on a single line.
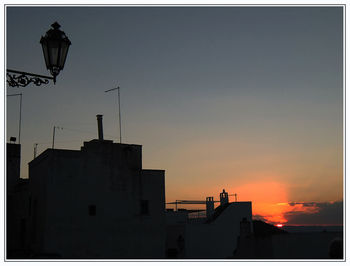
xmin=165 ymin=190 xmax=253 ymax=259
xmin=7 ymin=143 xmax=31 ymax=257
xmin=6 ymin=114 xmax=167 ymax=259
xmin=26 ymin=138 xmax=166 ymax=258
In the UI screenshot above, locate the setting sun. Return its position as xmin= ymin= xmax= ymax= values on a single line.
xmin=233 ymin=181 xmax=289 ymax=223
xmin=232 ymin=181 xmax=323 ymax=225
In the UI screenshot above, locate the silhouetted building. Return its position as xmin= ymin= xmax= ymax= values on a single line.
xmin=7 ymin=143 xmax=21 ymax=191
xmin=165 ymin=191 xmax=253 ymax=259
xmin=10 ymin=116 xmax=166 ymax=259
xmin=7 ymin=143 xmax=32 ymax=258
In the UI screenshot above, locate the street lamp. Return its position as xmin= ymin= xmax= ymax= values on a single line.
xmin=7 ymin=22 xmax=71 ymax=88
xmin=40 ymin=22 xmax=71 ymax=84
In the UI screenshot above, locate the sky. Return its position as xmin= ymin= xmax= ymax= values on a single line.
xmin=6 ymin=6 xmax=343 ymax=226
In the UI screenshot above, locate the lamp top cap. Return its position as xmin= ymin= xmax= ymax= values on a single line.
xmin=51 ymin=22 xmax=61 ymax=30
xmin=42 ymin=21 xmax=71 ymax=45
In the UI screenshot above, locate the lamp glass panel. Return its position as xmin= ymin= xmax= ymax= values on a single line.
xmin=48 ymin=38 xmax=61 ymax=65
xmin=41 ymin=40 xmax=50 ymax=69
xmin=50 ymin=48 xmax=59 ymax=66
xmin=49 ymin=47 xmax=59 ymax=66
xmin=58 ymin=42 xmax=70 ymax=69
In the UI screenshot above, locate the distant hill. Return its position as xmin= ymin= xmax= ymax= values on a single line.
xmin=253 ymin=220 xmax=288 ymax=237
xmin=283 ymin=225 xmax=343 ymax=233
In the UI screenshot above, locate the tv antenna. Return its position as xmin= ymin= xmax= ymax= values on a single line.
xmin=229 ymin=193 xmax=238 ymax=202
xmin=52 ymin=126 xmax=63 ymax=149
xmin=105 ymin=85 xmax=122 ymax=143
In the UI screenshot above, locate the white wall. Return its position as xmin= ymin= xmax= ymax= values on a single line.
xmin=186 ymin=202 xmax=252 ymax=259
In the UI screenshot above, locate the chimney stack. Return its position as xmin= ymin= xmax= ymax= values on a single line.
xmin=206 ymin=197 xmax=214 ymax=219
xmin=220 ymin=189 xmax=229 ymax=206
xmin=96 ymin=114 xmax=104 ymax=141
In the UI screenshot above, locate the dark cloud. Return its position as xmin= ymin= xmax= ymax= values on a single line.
xmin=284 ymin=201 xmax=343 ymax=225
xmin=288 ymin=202 xmax=317 ymax=207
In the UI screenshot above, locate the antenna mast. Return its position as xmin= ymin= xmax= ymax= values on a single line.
xmin=105 ymin=85 xmax=122 ymax=143
xmin=34 ymin=143 xmax=38 ymax=158
xmin=52 ymin=126 xmax=63 ymax=149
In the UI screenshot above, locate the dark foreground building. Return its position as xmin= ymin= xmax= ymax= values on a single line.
xmin=7 ymin=115 xmax=166 ymax=259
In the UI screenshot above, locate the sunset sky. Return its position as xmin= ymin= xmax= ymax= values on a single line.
xmin=6 ymin=6 xmax=344 ymax=226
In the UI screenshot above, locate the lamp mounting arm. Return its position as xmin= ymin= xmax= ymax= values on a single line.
xmin=7 ymin=69 xmax=55 ymax=88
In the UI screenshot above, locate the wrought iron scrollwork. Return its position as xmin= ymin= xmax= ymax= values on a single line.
xmin=6 ymin=69 xmax=54 ymax=88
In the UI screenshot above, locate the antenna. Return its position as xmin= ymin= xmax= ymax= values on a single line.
xmin=34 ymin=143 xmax=38 ymax=158
xmin=229 ymin=193 xmax=238 ymax=202
xmin=105 ymin=85 xmax=122 ymax=143
xmin=52 ymin=126 xmax=63 ymax=149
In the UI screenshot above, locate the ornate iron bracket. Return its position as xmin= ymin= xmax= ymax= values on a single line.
xmin=7 ymin=69 xmax=55 ymax=88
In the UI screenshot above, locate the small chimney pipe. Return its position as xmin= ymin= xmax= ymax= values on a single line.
xmin=96 ymin=114 xmax=104 ymax=140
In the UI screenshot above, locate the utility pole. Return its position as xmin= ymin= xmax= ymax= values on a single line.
xmin=105 ymin=86 xmax=122 ymax=143
xmin=19 ymin=93 xmax=22 ymax=144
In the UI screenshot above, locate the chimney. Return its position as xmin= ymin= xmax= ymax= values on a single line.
xmin=220 ymin=189 xmax=229 ymax=206
xmin=206 ymin=196 xmax=214 ymax=219
xmin=96 ymin=114 xmax=104 ymax=140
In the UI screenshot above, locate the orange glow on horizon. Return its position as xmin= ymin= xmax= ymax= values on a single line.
xmin=233 ymin=181 xmax=320 ymax=224
xmin=234 ymin=181 xmax=289 ymax=223
xmin=276 ymin=224 xmax=284 ymax=228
